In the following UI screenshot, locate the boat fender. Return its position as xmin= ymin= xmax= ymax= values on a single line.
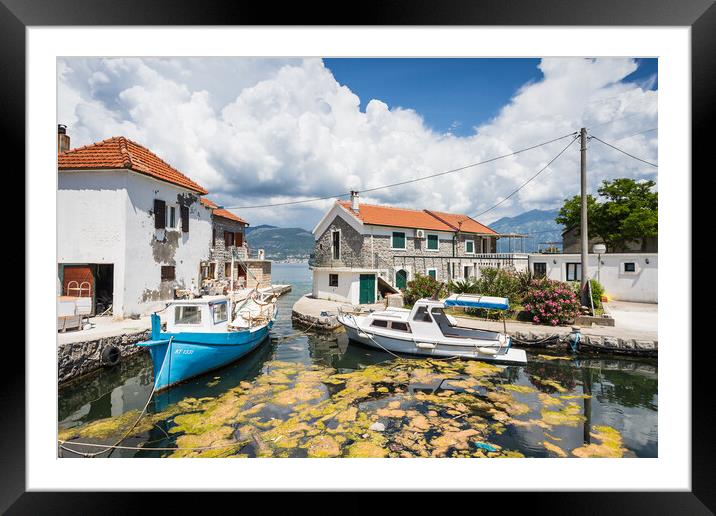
xmin=477 ymin=347 xmax=499 ymax=356
xmin=357 ymin=331 xmax=371 ymax=339
xmin=416 ymin=342 xmax=436 ymax=350
xmin=101 ymin=344 xmax=121 ymax=367
xmin=568 ymin=327 xmax=582 ymax=353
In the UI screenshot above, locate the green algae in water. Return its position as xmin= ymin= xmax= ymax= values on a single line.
xmin=59 ymin=355 xmax=643 ymax=458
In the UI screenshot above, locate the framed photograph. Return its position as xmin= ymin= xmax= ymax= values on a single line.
xmin=5 ymin=0 xmax=712 ymax=512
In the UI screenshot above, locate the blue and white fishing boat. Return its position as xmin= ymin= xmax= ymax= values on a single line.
xmin=338 ymin=293 xmax=527 ymax=364
xmin=136 ymin=292 xmax=278 ymax=391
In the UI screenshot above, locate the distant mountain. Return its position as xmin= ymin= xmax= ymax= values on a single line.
xmin=489 ymin=209 xmax=564 ymax=253
xmin=245 ymin=224 xmax=278 ymax=235
xmin=245 ymin=225 xmax=314 ymax=261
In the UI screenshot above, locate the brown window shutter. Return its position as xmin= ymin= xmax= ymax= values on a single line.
xmin=224 ymin=231 xmax=231 ymax=247
xmin=235 ymin=232 xmax=243 ymax=247
xmin=181 ymin=205 xmax=189 ymax=232
xmin=154 ymin=199 xmax=166 ymax=229
xmin=212 ymin=227 xmax=216 ymax=247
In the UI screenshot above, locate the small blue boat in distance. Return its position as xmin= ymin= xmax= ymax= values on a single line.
xmin=136 ymin=293 xmax=277 ymax=391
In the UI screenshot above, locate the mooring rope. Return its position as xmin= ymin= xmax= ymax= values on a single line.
xmin=57 ymin=439 xmax=249 ymax=455
xmin=274 ymin=317 xmax=319 ymax=341
xmin=511 ymin=334 xmax=561 ymax=345
xmin=58 ymin=337 xmax=174 ymax=458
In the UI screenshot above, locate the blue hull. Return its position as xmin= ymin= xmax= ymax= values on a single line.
xmin=136 ymin=314 xmax=274 ymax=391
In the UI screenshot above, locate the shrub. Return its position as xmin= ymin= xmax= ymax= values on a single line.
xmin=568 ymin=279 xmax=605 ymax=310
xmin=403 ymin=273 xmax=448 ymax=306
xmin=588 ymin=279 xmax=605 ymax=309
xmin=523 ymin=278 xmax=581 ymax=326
xmin=472 ymin=266 xmax=522 ymax=303
xmin=447 ymin=278 xmax=479 ymax=294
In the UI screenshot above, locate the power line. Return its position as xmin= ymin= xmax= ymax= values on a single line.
xmin=590 ymin=135 xmax=658 ymax=168
xmin=616 ymin=127 xmax=657 ymax=141
xmin=586 ymin=112 xmax=642 ymax=131
xmin=471 ymin=135 xmax=579 ymax=219
xmin=221 ymin=132 xmax=578 ymax=210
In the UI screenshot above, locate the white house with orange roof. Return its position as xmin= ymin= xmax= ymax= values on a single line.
xmin=310 ymin=191 xmax=527 ymax=305
xmin=57 ymin=126 xmax=215 ymax=318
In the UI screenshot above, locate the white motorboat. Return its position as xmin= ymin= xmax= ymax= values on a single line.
xmin=337 ymin=293 xmax=527 ymax=364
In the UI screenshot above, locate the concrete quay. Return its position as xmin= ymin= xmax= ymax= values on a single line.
xmin=291 ymin=295 xmax=658 ymax=356
xmin=57 ymin=315 xmax=159 ymax=385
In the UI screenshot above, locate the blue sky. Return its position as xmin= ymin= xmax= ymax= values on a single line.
xmin=325 ymin=58 xmax=657 ymax=137
xmin=59 ymin=57 xmax=658 ymax=228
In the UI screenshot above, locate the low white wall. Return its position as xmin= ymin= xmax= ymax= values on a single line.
xmin=313 ymin=270 xmax=360 ymax=304
xmin=312 ymin=269 xmax=385 ymax=305
xmin=528 ymin=253 xmax=657 ymax=303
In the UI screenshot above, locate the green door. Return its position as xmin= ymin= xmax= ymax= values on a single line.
xmin=396 ymin=269 xmax=407 ymax=290
xmin=359 ymin=274 xmax=375 ymax=304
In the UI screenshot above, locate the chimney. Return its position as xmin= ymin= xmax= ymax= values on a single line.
xmin=350 ymin=190 xmax=360 ymax=212
xmin=58 ymin=124 xmax=70 ymax=153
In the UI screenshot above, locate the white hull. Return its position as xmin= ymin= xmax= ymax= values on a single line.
xmin=339 ymin=315 xmax=527 ymax=365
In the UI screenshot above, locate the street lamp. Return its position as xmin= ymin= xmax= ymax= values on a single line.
xmin=593 ymin=244 xmax=606 ymax=283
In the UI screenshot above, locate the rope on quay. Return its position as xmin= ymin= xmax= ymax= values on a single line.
xmin=61 ymin=337 xmax=175 ymax=458
xmin=57 ymin=439 xmax=250 ymax=456
xmin=511 ymin=334 xmax=561 ymax=346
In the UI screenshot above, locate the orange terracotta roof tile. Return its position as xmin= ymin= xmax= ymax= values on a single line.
xmin=424 ymin=210 xmax=496 ymax=235
xmin=338 ymin=201 xmax=453 ymax=231
xmin=58 ymin=136 xmax=208 ymax=195
xmin=200 ymin=197 xmax=248 ymax=225
xmin=338 ymin=201 xmax=495 ymax=234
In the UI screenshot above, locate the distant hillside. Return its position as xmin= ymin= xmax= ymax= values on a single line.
xmin=245 ymin=225 xmax=314 ymax=261
xmin=489 ymin=209 xmax=564 ymax=253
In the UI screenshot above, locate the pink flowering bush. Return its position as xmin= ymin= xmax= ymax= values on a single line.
xmin=523 ymin=278 xmax=581 ymax=326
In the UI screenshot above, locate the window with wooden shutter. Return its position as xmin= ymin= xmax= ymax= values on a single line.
xmin=392 ymin=232 xmax=406 ymax=249
xmin=212 ymin=227 xmax=216 ymax=247
xmin=161 ymin=265 xmax=175 ymax=281
xmin=154 ymin=199 xmax=166 ymax=229
xmin=180 ymin=205 xmax=189 ymax=232
xmin=235 ymin=232 xmax=243 ymax=247
xmin=224 ymin=231 xmax=234 ymax=247
xmin=426 ymin=234 xmax=439 ymax=250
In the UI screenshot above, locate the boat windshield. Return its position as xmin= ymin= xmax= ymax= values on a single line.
xmin=175 ymin=305 xmax=202 ymax=325
xmin=212 ymin=302 xmax=228 ymax=324
xmin=430 ymin=307 xmax=500 ymax=341
xmin=412 ymin=306 xmax=433 ymax=322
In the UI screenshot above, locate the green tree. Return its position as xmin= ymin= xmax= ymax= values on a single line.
xmin=555 ymin=178 xmax=657 ymax=251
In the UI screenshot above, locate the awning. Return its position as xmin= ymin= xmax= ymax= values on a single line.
xmin=443 ymin=294 xmax=510 ymax=310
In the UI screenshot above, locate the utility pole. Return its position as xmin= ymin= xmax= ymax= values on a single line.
xmin=580 ymin=127 xmax=589 ymax=302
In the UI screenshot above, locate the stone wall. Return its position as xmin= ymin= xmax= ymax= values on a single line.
xmin=57 ymin=329 xmax=150 ymax=385
xmin=207 ymin=215 xmax=247 ymax=282
xmin=247 ymin=260 xmax=272 ymax=288
xmin=313 ymin=214 xmax=498 ymax=270
xmin=313 ymin=216 xmax=368 ymax=268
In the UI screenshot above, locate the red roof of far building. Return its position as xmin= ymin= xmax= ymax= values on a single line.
xmin=58 ymin=136 xmax=208 ymax=195
xmin=338 ymin=201 xmax=496 ymax=234
xmin=200 ymin=197 xmax=248 ymax=225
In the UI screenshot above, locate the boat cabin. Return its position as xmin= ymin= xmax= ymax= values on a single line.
xmin=365 ymin=295 xmax=509 ymax=343
xmin=165 ymin=296 xmax=231 ymax=333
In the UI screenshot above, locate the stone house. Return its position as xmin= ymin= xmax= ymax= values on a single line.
xmin=310 ymin=192 xmax=523 ymax=305
xmin=57 ymin=129 xmax=213 ymax=318
xmin=199 ymin=198 xmax=272 ymax=291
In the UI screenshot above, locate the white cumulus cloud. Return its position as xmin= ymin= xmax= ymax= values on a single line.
xmin=58 ymin=57 xmax=657 ymax=228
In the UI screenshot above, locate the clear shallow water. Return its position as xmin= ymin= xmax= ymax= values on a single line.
xmin=58 ymin=263 xmax=657 ymax=458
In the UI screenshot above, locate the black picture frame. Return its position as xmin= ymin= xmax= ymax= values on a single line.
xmin=4 ymin=0 xmax=712 ymax=512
